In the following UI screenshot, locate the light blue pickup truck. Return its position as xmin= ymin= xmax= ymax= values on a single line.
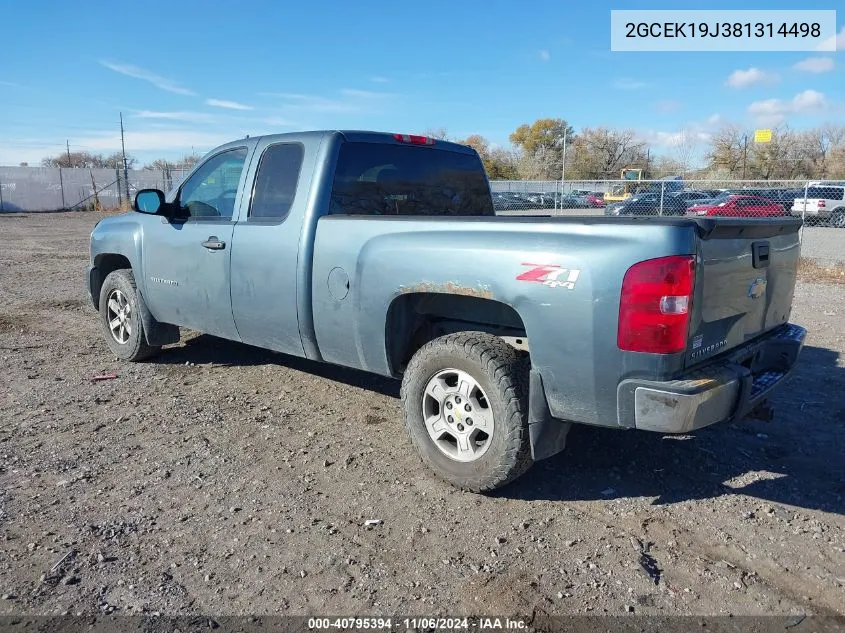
xmin=87 ymin=130 xmax=806 ymax=492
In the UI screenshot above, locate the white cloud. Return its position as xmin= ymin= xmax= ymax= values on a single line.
xmin=707 ymin=113 xmax=722 ymax=125
xmin=261 ymin=117 xmax=296 ymax=127
xmin=793 ymin=57 xmax=835 ymax=73
xmin=816 ymin=26 xmax=845 ymax=52
xmin=260 ymin=89 xmax=394 ymax=114
xmin=639 ymin=129 xmax=711 ymax=148
xmin=205 ymin=98 xmax=253 ymax=111
xmin=612 ymin=78 xmax=647 ymax=90
xmin=76 ymin=129 xmax=234 ymax=154
xmin=538 ymin=49 xmax=551 ymax=62
xmin=747 ymin=89 xmax=826 ymax=126
xmin=338 ymin=89 xmax=391 ymax=99
xmin=655 ymin=100 xmax=681 ymax=114
xmin=370 ymin=76 xmax=389 ymax=83
xmin=726 ymin=67 xmax=778 ymax=89
xmin=0 ymin=129 xmax=232 ymax=166
xmin=133 ymin=110 xmax=216 ymax=123
xmin=99 ymin=61 xmax=195 ymax=96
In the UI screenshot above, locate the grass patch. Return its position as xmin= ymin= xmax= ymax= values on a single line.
xmin=798 ymin=258 xmax=845 ymax=284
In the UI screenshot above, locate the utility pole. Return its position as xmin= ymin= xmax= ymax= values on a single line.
xmin=120 ymin=112 xmax=130 ymax=202
xmin=561 ymin=126 xmax=568 ymax=184
xmin=66 ymin=140 xmax=71 ymax=166
xmin=741 ymin=134 xmax=748 ymax=179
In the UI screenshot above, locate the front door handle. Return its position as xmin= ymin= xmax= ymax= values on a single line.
xmin=202 ymin=236 xmax=226 ymax=250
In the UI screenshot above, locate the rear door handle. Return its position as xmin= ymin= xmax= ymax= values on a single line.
xmin=202 ymin=236 xmax=226 ymax=250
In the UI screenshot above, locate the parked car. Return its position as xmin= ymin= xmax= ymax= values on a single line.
xmin=604 ymin=192 xmax=688 ymax=216
xmin=670 ymin=190 xmax=715 ymax=207
xmin=87 ymin=129 xmax=806 ymax=492
xmin=492 ymin=192 xmax=533 ymax=211
xmin=584 ymin=192 xmax=606 ymax=207
xmin=790 ymin=184 xmax=845 ymax=227
xmin=525 ymin=192 xmax=560 ymax=209
xmin=687 ymin=194 xmax=786 ymax=217
xmin=557 ymin=192 xmax=591 ymax=209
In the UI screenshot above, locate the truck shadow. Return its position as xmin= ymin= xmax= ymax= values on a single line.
xmin=158 ymin=333 xmax=401 ymax=399
xmin=500 ymin=344 xmax=845 ymax=517
xmin=158 ymin=335 xmax=843 ymax=516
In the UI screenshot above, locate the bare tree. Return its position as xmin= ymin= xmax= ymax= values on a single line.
xmin=423 ymin=127 xmax=451 ymax=141
xmin=670 ymin=128 xmax=699 ymax=177
xmin=706 ymin=125 xmax=746 ymax=176
xmin=567 ymin=127 xmax=648 ymax=179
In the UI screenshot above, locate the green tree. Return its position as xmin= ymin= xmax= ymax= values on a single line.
xmin=509 ymin=118 xmax=574 ymax=179
xmin=459 ymin=134 xmax=518 ymax=180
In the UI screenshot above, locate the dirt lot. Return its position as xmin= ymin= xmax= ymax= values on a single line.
xmin=0 ymin=212 xmax=843 ymax=618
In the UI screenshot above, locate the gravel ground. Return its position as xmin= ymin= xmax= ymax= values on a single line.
xmin=0 ymin=212 xmax=843 ymax=618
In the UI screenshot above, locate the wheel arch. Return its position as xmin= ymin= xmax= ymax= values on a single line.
xmin=384 ymin=292 xmax=528 ymax=377
xmin=90 ymin=253 xmax=133 ymax=310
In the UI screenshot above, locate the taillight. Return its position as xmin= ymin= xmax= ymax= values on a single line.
xmin=393 ymin=133 xmax=435 ymax=146
xmin=818 ymin=200 xmax=826 ymax=208
xmin=618 ymin=255 xmax=695 ymax=354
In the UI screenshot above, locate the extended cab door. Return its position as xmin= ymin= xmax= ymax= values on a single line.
xmin=142 ymin=144 xmax=255 ymax=340
xmin=230 ymin=140 xmax=309 ymax=356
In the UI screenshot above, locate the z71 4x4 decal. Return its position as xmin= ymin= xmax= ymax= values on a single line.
xmin=516 ymin=263 xmax=581 ymax=290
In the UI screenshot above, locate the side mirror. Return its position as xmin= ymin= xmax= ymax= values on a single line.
xmin=134 ymin=189 xmax=166 ymax=215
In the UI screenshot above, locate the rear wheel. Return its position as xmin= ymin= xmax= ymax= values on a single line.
xmin=400 ymin=332 xmax=532 ymax=492
xmin=830 ymin=208 xmax=845 ymax=228
xmin=98 ymin=269 xmax=160 ymax=361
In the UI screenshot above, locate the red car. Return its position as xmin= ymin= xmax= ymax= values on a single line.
xmin=582 ymin=192 xmax=606 ymax=207
xmin=687 ymin=194 xmax=785 ymax=217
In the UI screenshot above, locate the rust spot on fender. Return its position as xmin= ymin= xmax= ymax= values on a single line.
xmin=400 ymin=281 xmax=494 ymax=299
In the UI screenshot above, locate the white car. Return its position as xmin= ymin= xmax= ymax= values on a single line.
xmin=791 ymin=183 xmax=845 ymax=227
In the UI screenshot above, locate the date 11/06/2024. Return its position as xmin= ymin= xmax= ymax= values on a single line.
xmin=625 ymin=22 xmax=821 ymax=39
xmin=307 ymin=617 xmax=529 ymax=630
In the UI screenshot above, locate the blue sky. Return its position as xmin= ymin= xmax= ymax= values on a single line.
xmin=0 ymin=0 xmax=842 ymax=166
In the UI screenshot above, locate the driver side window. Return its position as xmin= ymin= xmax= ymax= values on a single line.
xmin=177 ymin=147 xmax=248 ymax=220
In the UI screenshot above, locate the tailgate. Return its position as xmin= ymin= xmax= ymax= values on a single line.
xmin=685 ymin=219 xmax=801 ymax=368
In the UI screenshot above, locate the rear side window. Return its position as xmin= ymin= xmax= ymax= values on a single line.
xmin=249 ymin=143 xmax=305 ymax=220
xmin=806 ymin=186 xmax=845 ymax=200
xmin=329 ymin=142 xmax=493 ymax=216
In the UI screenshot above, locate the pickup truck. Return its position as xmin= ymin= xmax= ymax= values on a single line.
xmin=87 ymin=130 xmax=807 ymax=492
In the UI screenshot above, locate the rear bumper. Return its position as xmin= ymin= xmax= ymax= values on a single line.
xmin=617 ymin=323 xmax=806 ymax=434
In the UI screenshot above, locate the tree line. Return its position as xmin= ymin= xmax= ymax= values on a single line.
xmin=33 ymin=120 xmax=845 ymax=181
xmin=427 ymin=119 xmax=845 ymax=181
xmin=36 ymin=151 xmax=201 ymax=172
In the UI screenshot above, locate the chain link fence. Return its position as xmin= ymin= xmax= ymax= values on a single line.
xmin=0 ymin=167 xmax=190 ymax=213
xmin=490 ymin=179 xmax=845 ymax=228
xmin=491 ymin=179 xmax=845 ymax=265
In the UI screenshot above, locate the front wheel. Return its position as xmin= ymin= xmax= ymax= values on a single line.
xmin=400 ymin=332 xmax=533 ymax=492
xmin=98 ymin=269 xmax=160 ymax=361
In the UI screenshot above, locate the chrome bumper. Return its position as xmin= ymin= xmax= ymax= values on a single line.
xmin=618 ymin=324 xmax=807 ymax=434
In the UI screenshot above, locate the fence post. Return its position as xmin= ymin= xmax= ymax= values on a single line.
xmin=801 ymin=180 xmax=809 ymax=242
xmin=0 ymin=169 xmax=4 ymax=212
xmin=659 ymin=181 xmax=665 ymax=215
xmin=58 ymin=167 xmax=66 ymax=210
xmin=116 ymin=168 xmax=122 ymax=206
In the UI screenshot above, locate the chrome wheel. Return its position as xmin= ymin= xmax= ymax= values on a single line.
xmin=422 ymin=368 xmax=495 ymax=463
xmin=106 ymin=289 xmax=132 ymax=344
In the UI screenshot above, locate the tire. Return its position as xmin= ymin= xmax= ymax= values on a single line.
xmin=830 ymin=208 xmax=845 ymax=229
xmin=98 ymin=269 xmax=160 ymax=362
xmin=400 ymin=332 xmax=533 ymax=492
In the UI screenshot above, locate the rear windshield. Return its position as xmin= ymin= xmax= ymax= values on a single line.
xmin=330 ymin=142 xmax=494 ymax=216
xmin=806 ymin=186 xmax=845 ymax=200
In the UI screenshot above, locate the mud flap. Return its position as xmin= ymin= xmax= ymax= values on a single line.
xmin=136 ymin=289 xmax=181 ymax=347
xmin=527 ymin=369 xmax=571 ymax=460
